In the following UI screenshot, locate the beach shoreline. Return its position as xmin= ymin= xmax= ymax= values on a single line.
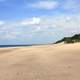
xmin=0 ymin=43 xmax=80 ymax=80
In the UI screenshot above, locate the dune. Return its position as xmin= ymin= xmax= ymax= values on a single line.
xmin=0 ymin=43 xmax=80 ymax=80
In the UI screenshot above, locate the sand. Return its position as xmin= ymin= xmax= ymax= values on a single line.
xmin=0 ymin=43 xmax=80 ymax=80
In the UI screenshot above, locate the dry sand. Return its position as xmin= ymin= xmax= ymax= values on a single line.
xmin=0 ymin=43 xmax=80 ymax=80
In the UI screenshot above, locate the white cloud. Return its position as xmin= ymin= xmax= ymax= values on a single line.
xmin=28 ymin=1 xmax=59 ymax=10
xmin=26 ymin=14 xmax=80 ymax=37
xmin=0 ymin=21 xmax=4 ymax=25
xmin=0 ymin=14 xmax=80 ymax=41
xmin=20 ymin=17 xmax=40 ymax=26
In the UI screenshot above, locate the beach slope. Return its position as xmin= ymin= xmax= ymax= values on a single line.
xmin=0 ymin=43 xmax=80 ymax=80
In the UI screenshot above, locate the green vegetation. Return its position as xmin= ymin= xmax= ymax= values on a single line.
xmin=55 ymin=34 xmax=80 ymax=44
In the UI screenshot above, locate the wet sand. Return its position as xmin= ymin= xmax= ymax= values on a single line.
xmin=0 ymin=43 xmax=80 ymax=80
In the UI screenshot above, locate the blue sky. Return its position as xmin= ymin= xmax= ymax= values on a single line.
xmin=0 ymin=0 xmax=80 ymax=45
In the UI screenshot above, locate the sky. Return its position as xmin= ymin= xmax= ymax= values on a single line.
xmin=0 ymin=0 xmax=80 ymax=45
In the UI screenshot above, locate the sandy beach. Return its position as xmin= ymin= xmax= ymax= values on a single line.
xmin=0 ymin=43 xmax=80 ymax=80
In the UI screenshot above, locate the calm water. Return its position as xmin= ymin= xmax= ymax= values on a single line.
xmin=0 ymin=45 xmax=32 ymax=48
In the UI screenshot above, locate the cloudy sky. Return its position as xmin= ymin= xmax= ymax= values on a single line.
xmin=0 ymin=0 xmax=80 ymax=45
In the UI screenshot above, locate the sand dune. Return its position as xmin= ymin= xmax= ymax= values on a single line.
xmin=0 ymin=43 xmax=80 ymax=80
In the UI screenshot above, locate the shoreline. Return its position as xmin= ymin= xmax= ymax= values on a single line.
xmin=0 ymin=43 xmax=80 ymax=80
